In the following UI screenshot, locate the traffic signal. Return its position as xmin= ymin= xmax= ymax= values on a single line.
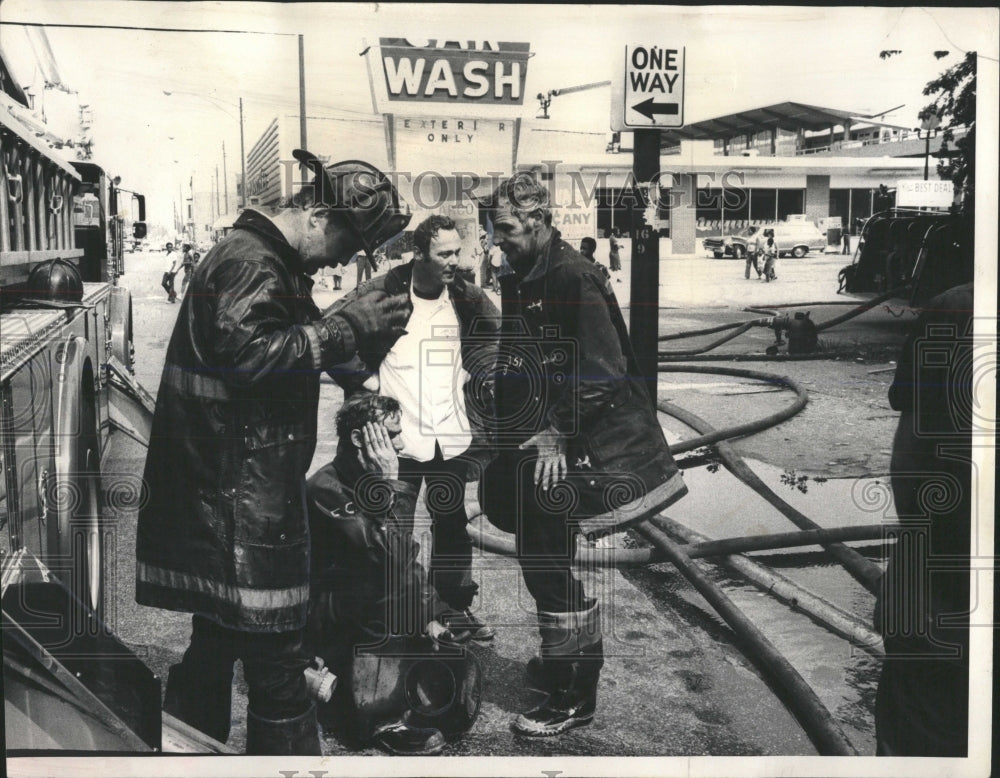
xmin=132 ymin=222 xmax=147 ymax=239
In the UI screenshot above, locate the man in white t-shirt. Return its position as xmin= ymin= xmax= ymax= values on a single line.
xmin=328 ymin=214 xmax=501 ymax=641
xmin=162 ymin=242 xmax=178 ymax=302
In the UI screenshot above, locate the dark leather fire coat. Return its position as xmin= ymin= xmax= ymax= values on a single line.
xmin=485 ymin=230 xmax=683 ymax=529
xmin=136 ymin=210 xmax=357 ymax=632
xmin=305 ymin=452 xmax=448 ymax=647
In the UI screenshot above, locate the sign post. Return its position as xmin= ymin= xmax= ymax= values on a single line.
xmin=630 ymin=130 xmax=663 ymax=397
xmin=612 ymin=44 xmax=685 ymax=397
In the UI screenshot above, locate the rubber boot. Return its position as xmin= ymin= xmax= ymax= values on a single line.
xmin=163 ymin=662 xmax=233 ymax=745
xmin=245 ymin=703 xmax=322 ymax=755
xmin=372 ymin=720 xmax=446 ymax=755
xmin=512 ymin=604 xmax=604 ymax=737
xmin=525 ymin=655 xmax=549 ymax=691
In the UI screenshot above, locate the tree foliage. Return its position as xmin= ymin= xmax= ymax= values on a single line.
xmin=921 ymin=51 xmax=976 ymax=206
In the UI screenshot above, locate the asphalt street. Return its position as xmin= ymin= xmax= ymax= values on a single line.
xmin=100 ymin=248 xmax=908 ymax=757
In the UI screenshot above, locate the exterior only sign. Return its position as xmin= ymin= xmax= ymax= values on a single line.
xmin=391 ymin=116 xmax=516 ymax=176
xmin=611 ymin=44 xmax=685 ymax=131
xmin=895 ymin=178 xmax=955 ymax=209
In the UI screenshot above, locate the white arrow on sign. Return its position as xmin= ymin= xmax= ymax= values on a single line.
xmin=611 ymin=44 xmax=685 ymax=131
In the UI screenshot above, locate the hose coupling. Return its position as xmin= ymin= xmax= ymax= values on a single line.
xmin=304 ymin=657 xmax=337 ymax=703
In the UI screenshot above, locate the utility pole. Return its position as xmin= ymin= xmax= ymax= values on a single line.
xmin=215 ymin=165 xmax=220 ymax=218
xmin=239 ymin=97 xmax=247 ymax=209
xmin=222 ymin=141 xmax=229 ymax=214
xmin=188 ymin=173 xmax=195 ymax=244
xmin=299 ymin=34 xmax=308 ymax=188
xmin=298 ymin=35 xmax=307 ymax=150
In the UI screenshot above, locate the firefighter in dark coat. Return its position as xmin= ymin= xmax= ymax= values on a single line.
xmin=135 ymin=149 xmax=412 ymax=754
xmin=305 ymin=393 xmax=481 ymax=755
xmin=480 ymin=173 xmax=688 ymax=736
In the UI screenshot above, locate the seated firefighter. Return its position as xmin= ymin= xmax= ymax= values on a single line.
xmin=305 ymin=393 xmax=481 ymax=755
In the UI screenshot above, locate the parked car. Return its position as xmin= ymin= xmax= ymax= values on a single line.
xmin=704 ymin=226 xmax=759 ymax=259
xmin=704 ymin=218 xmax=827 ymax=259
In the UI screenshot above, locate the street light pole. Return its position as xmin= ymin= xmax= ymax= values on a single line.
xmin=916 ymin=114 xmax=941 ymax=182
xmin=924 ymin=132 xmax=931 ymax=180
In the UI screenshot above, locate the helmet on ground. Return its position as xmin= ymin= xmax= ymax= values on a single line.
xmin=292 ymin=149 xmax=411 ymax=258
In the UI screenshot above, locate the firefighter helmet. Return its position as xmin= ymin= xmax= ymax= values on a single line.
xmin=292 ymin=149 xmax=411 ymax=258
xmin=27 ymin=258 xmax=84 ymax=302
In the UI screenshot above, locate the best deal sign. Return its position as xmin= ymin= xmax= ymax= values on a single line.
xmin=612 ymin=44 xmax=685 ymax=130
xmin=377 ymin=39 xmax=531 ymax=106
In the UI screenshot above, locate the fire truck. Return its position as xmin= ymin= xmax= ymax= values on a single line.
xmin=1 ymin=42 xmax=223 ymax=753
xmin=838 ymin=201 xmax=974 ymax=306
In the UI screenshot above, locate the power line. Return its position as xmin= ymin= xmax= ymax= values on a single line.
xmin=0 ymin=20 xmax=297 ymax=36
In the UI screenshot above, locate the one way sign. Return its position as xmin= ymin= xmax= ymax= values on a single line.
xmin=611 ymin=44 xmax=685 ymax=130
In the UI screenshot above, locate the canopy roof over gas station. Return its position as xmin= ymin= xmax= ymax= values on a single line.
xmin=657 ymin=101 xmax=875 ymax=147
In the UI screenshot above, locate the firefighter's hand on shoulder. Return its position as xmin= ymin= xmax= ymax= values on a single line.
xmin=519 ymin=425 xmax=568 ymax=491
xmin=330 ymin=289 xmax=411 ymax=350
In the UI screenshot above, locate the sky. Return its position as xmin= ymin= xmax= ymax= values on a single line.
xmin=1 ymin=2 xmax=996 ymax=228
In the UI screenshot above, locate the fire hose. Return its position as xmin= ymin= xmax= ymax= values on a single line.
xmin=656 ymin=285 xmax=913 ymax=359
xmin=632 ymin=521 xmax=859 ymax=755
xmin=466 ymin=362 xmax=887 ymax=755
xmin=657 ymin=392 xmax=884 ymax=592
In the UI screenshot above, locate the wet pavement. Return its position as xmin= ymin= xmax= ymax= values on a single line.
xmin=101 ymin=250 xmax=907 ymax=758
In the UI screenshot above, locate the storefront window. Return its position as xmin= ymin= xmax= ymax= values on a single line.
xmin=595 ymin=187 xmax=648 ymax=238
xmin=777 ymin=189 xmax=805 ymax=220
xmin=829 ymin=189 xmax=851 ymax=229
xmin=850 ymin=188 xmax=875 ymax=223
xmin=695 ymin=187 xmax=722 ymax=234
xmin=750 ymin=188 xmax=778 ymax=224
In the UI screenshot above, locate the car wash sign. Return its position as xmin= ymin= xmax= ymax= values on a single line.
xmin=612 ymin=44 xmax=685 ymax=130
xmin=379 ymin=38 xmax=531 ymax=105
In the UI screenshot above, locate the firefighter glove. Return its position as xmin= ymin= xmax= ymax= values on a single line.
xmin=330 ymin=290 xmax=411 ymax=351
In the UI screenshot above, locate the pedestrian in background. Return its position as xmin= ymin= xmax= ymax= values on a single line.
xmin=476 ymin=228 xmax=492 ymax=288
xmin=355 ymin=250 xmax=374 ymax=288
xmin=842 ymin=227 xmax=852 ymax=255
xmin=744 ymin=226 xmax=762 ymax=279
xmin=580 ymin=236 xmax=611 ymax=281
xmin=180 ymin=243 xmax=195 ymax=293
xmin=762 ymin=230 xmax=778 ymax=281
xmin=136 ymin=149 xmax=412 ymax=755
xmin=161 ymin=241 xmax=178 ymax=303
xmin=608 ymin=229 xmax=622 ymax=274
xmin=489 ymin=243 xmax=508 ymax=291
